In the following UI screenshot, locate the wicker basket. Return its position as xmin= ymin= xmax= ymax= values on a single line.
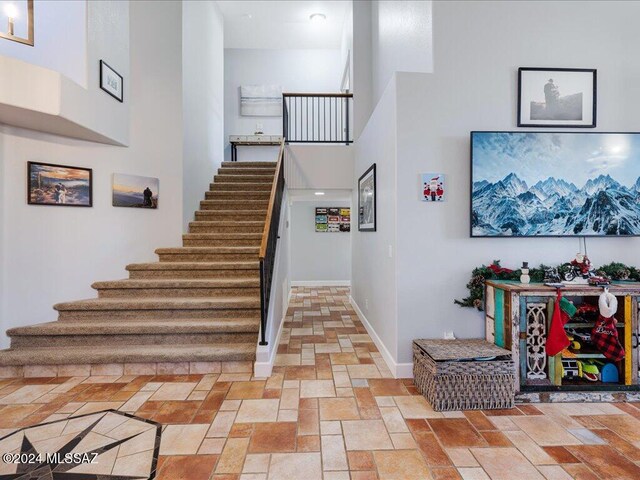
xmin=413 ymin=339 xmax=515 ymax=411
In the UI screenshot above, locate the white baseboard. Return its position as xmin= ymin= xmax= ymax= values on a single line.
xmin=349 ymin=296 xmax=413 ymax=378
xmin=291 ymin=280 xmax=351 ymax=287
xmin=254 ymin=289 xmax=291 ymax=377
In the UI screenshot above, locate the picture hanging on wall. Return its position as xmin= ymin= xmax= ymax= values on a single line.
xmin=0 ymin=0 xmax=34 ymax=46
xmin=518 ymin=67 xmax=596 ymax=128
xmin=421 ymin=173 xmax=445 ymax=202
xmin=358 ymin=164 xmax=376 ymax=232
xmin=27 ymin=161 xmax=92 ymax=207
xmin=470 ymin=131 xmax=640 ymax=237
xmin=112 ymin=173 xmax=159 ymax=209
xmin=100 ymin=60 xmax=124 ymax=102
xmin=240 ymin=85 xmax=282 ymax=116
xmin=315 ymin=207 xmax=350 ymax=232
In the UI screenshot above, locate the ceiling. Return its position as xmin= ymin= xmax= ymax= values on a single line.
xmin=217 ymin=1 xmax=350 ymax=50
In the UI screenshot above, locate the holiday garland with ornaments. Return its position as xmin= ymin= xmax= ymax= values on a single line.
xmin=454 ymin=261 xmax=640 ymax=311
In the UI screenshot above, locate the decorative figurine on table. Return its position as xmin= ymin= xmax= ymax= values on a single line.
xmin=562 ymin=253 xmax=594 ymax=284
xmin=544 ymin=267 xmax=563 ymax=287
xmin=520 ymin=262 xmax=530 ymax=284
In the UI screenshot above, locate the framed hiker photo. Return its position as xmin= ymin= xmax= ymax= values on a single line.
xmin=27 ymin=161 xmax=93 ymax=207
xmin=517 ymin=68 xmax=596 ymax=128
xmin=358 ymin=163 xmax=376 ymax=232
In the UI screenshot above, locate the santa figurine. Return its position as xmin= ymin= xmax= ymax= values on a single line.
xmin=424 ymin=176 xmax=441 ymax=201
xmin=571 ymin=253 xmax=593 ymax=279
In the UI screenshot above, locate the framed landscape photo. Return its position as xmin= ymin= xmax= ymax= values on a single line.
xmin=358 ymin=164 xmax=376 ymax=231
xmin=100 ymin=60 xmax=124 ymax=102
xmin=27 ymin=162 xmax=92 ymax=207
xmin=518 ymin=68 xmax=596 ymax=128
xmin=113 ymin=173 xmax=159 ymax=208
xmin=470 ymin=131 xmax=640 ymax=237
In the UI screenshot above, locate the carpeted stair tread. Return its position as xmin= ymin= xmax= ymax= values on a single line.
xmin=7 ymin=319 xmax=260 ymax=336
xmin=126 ymin=261 xmax=259 ymax=271
xmin=209 ymin=182 xmax=273 ymax=191
xmin=221 ymin=161 xmax=277 ymax=167
xmin=200 ymin=199 xmax=269 ymax=206
xmin=54 ymin=296 xmax=261 ymax=311
xmin=0 ymin=343 xmax=257 ymax=366
xmin=217 ymin=168 xmax=276 ymax=175
xmin=92 ymin=278 xmax=260 ymax=289
xmin=156 ymin=246 xmax=259 ymax=254
xmin=182 ymin=233 xmax=262 ymax=240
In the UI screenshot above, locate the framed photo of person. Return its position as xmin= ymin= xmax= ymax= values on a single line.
xmin=518 ymin=68 xmax=596 ymax=128
xmin=358 ymin=163 xmax=376 ymax=231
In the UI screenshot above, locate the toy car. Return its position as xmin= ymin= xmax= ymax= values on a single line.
xmin=565 ymin=328 xmax=591 ymax=343
xmin=588 ymin=276 xmax=611 ymax=286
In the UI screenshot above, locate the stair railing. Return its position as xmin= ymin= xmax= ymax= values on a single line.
xmin=283 ymin=93 xmax=353 ymax=144
xmin=258 ymin=138 xmax=286 ymax=346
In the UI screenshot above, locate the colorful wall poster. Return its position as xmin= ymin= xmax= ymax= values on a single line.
xmin=316 ymin=207 xmax=350 ymax=232
xmin=422 ymin=173 xmax=445 ymax=202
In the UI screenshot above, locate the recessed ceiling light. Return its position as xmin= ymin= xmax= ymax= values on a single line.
xmin=241 ymin=13 xmax=252 ymax=19
xmin=315 ymin=191 xmax=325 ymax=196
xmin=310 ymin=13 xmax=326 ymax=24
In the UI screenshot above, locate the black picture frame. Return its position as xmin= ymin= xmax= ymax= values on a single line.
xmin=469 ymin=131 xmax=640 ymax=238
xmin=517 ymin=67 xmax=596 ymax=128
xmin=27 ymin=161 xmax=93 ymax=207
xmin=100 ymin=60 xmax=124 ymax=103
xmin=358 ymin=163 xmax=376 ymax=232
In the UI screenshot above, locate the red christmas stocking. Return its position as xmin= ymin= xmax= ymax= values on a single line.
xmin=592 ymin=315 xmax=625 ymax=361
xmin=546 ymin=291 xmax=570 ymax=356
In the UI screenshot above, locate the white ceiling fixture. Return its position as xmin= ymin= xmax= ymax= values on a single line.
xmin=218 ymin=1 xmax=350 ymax=50
xmin=315 ymin=191 xmax=325 ymax=196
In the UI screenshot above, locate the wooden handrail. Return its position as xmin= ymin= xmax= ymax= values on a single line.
xmin=283 ymin=92 xmax=353 ymax=98
xmin=259 ymin=138 xmax=285 ymax=260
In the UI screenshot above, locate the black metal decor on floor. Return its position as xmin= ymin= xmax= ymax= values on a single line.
xmin=0 ymin=410 xmax=161 ymax=480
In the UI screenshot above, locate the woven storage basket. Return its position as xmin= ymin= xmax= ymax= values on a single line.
xmin=413 ymin=339 xmax=515 ymax=411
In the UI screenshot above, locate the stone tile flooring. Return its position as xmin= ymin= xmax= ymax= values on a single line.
xmin=0 ymin=287 xmax=639 ymax=479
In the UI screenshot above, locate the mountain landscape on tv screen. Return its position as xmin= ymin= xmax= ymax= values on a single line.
xmin=472 ymin=173 xmax=640 ymax=236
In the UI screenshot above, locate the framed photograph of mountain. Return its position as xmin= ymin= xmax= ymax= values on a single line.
xmin=112 ymin=173 xmax=158 ymax=208
xmin=471 ymin=132 xmax=640 ymax=237
xmin=358 ymin=164 xmax=376 ymax=232
xmin=518 ymin=68 xmax=596 ymax=128
xmin=27 ymin=162 xmax=92 ymax=207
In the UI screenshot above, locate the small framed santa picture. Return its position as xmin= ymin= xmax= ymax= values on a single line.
xmin=421 ymin=173 xmax=445 ymax=202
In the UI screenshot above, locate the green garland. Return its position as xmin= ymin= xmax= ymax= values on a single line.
xmin=454 ymin=260 xmax=640 ymax=311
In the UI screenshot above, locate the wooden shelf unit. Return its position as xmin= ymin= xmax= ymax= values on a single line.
xmin=484 ymin=281 xmax=640 ymax=395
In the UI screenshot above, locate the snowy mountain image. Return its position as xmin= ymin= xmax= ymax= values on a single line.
xmin=471 ymin=132 xmax=640 ymax=236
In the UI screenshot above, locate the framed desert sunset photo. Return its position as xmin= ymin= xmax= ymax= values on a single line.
xmin=27 ymin=162 xmax=93 ymax=207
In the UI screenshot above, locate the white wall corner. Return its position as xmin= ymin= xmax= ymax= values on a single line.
xmin=254 ymin=287 xmax=291 ymax=377
xmin=349 ymin=295 xmax=413 ymax=378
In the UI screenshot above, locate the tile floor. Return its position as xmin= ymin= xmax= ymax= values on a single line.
xmin=0 ymin=287 xmax=639 ymax=479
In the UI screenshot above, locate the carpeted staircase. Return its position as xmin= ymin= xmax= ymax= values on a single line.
xmin=0 ymin=161 xmax=276 ymax=376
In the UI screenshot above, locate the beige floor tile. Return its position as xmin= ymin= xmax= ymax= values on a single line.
xmin=149 ymin=382 xmax=197 ymax=401
xmin=446 ymin=447 xmax=480 ymax=467
xmin=471 ymin=447 xmax=545 ymax=480
xmin=390 ymin=432 xmax=416 ymax=449
xmin=279 ymin=388 xmax=300 ymax=410
xmin=342 ymin=419 xmax=394 ymax=450
xmin=275 ymin=354 xmax=302 ymax=366
xmin=511 ymin=416 xmax=582 ymax=446
xmin=111 ymin=450 xmax=153 ymax=478
xmin=459 ymin=467 xmax=491 ymax=480
xmin=198 ymin=437 xmax=226 ymax=454
xmin=0 ymin=385 xmax=57 ymax=404
xmin=346 ymin=364 xmax=381 ymax=379
xmin=394 ymin=395 xmax=442 ymax=419
xmin=207 ymin=410 xmax=238 ymax=438
xmin=374 ymin=449 xmax=432 ymax=479
xmin=300 ymin=380 xmax=336 ymax=398
xmin=119 ymin=391 xmax=153 ymax=412
xmin=159 ymin=424 xmax=208 ymax=455
xmin=268 ymin=452 xmax=322 ymax=480
xmin=216 ymin=437 xmax=250 ymax=473
xmin=537 ymin=465 xmax=573 ymax=480
xmin=73 ymin=402 xmax=123 ymax=416
xmin=322 ymin=434 xmax=348 ymax=470
xmin=379 ymin=407 xmax=409 ymax=433
xmin=236 ymin=399 xmax=280 ymax=423
xmin=243 ymin=453 xmax=271 ymax=473
xmin=321 ymin=420 xmax=342 ymax=435
xmin=319 ymin=398 xmax=360 ymax=421
xmin=504 ymin=431 xmax=557 ymax=465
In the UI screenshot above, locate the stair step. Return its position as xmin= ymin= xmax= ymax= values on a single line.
xmin=156 ymin=246 xmax=259 ymax=262
xmin=205 ymin=190 xmax=271 ymax=200
xmin=213 ymin=175 xmax=274 ymax=184
xmin=194 ymin=210 xmax=266 ymax=221
xmin=0 ymin=343 xmax=257 ymax=366
xmin=189 ymin=221 xmax=264 ymax=234
xmin=54 ymin=297 xmax=260 ymax=321
xmin=199 ymin=199 xmax=269 ymax=211
xmin=127 ymin=261 xmax=259 ymax=279
xmin=217 ymin=167 xmax=276 ymax=176
xmin=8 ymin=319 xmax=259 ymax=347
xmin=93 ymin=278 xmax=260 ymax=298
xmin=221 ymin=161 xmax=277 ymax=168
xmin=209 ymin=182 xmax=272 ymax=192
xmin=183 ymin=233 xmax=262 ymax=247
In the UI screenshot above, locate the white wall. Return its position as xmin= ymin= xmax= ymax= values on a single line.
xmin=291 ymin=200 xmax=351 ymax=284
xmin=224 ymin=48 xmax=343 ymax=162
xmin=285 ymin=145 xmax=354 ymax=190
xmin=0 ymin=0 xmax=87 ymax=87
xmin=351 ymin=76 xmax=398 ymax=362
xmin=0 ymin=0 xmax=183 ymax=348
xmin=182 ymin=0 xmax=224 ymax=230
xmin=353 ymin=0 xmax=640 ymax=372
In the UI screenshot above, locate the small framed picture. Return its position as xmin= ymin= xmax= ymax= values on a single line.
xmin=27 ymin=161 xmax=93 ymax=207
xmin=100 ymin=60 xmax=124 ymax=102
xmin=113 ymin=173 xmax=159 ymax=209
xmin=358 ymin=164 xmax=376 ymax=232
xmin=421 ymin=173 xmax=445 ymax=202
xmin=518 ymin=68 xmax=596 ymax=128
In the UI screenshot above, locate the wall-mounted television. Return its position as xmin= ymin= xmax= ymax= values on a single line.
xmin=471 ymin=131 xmax=640 ymax=237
